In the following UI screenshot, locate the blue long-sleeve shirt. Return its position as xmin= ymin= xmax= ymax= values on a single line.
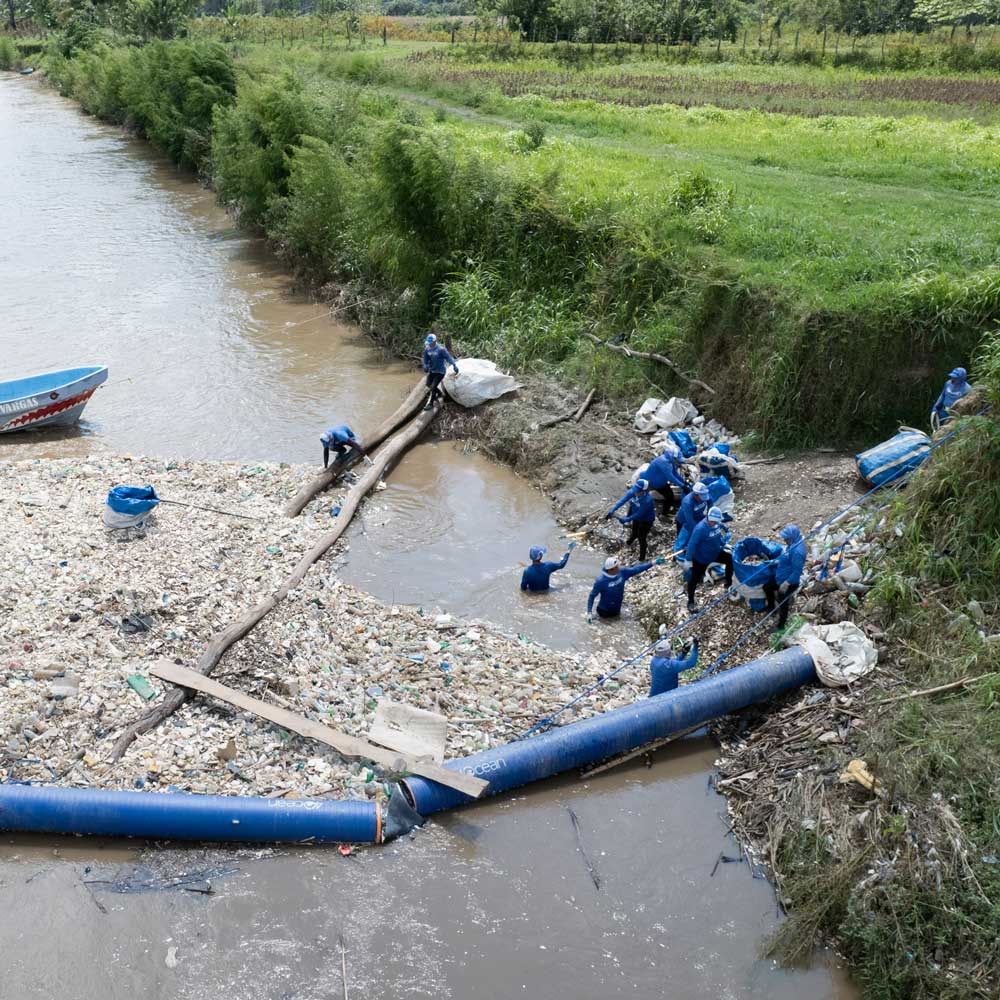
xmin=774 ymin=533 xmax=807 ymax=587
xmin=675 ymin=492 xmax=707 ymax=531
xmin=423 ymin=344 xmax=457 ymax=374
xmin=932 ymin=378 xmax=970 ymax=418
xmin=587 ymin=563 xmax=653 ymax=615
xmin=609 ymin=490 xmax=656 ymax=524
xmin=644 ymin=452 xmax=686 ymax=492
xmin=320 ymin=424 xmax=357 ymax=447
xmin=521 ymin=553 xmax=570 ymax=592
xmin=685 ymin=519 xmax=728 ymax=565
xmin=649 ymin=638 xmax=700 ymax=697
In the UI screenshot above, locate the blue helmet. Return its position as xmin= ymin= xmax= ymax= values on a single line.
xmin=949 ymin=367 xmax=967 ymax=380
xmin=693 ymin=482 xmax=709 ymax=498
xmin=425 ymin=333 xmax=437 ymax=346
xmin=635 ymin=478 xmax=649 ymax=491
xmin=707 ymin=506 xmax=723 ymax=522
xmin=529 ymin=545 xmax=546 ymax=561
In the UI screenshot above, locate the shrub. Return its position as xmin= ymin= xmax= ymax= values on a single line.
xmin=0 ymin=36 xmax=17 ymax=71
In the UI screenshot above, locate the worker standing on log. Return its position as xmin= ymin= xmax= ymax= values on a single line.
xmin=320 ymin=424 xmax=366 ymax=469
xmin=684 ymin=506 xmax=733 ymax=613
xmin=649 ymin=637 xmax=699 ymax=696
xmin=521 ymin=545 xmax=571 ymax=592
xmin=422 ymin=330 xmax=459 ymax=411
xmin=762 ymin=524 xmax=807 ymax=631
xmin=587 ymin=555 xmax=663 ymax=623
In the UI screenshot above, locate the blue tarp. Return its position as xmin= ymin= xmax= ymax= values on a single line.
xmin=106 ymin=485 xmax=160 ymax=515
xmin=856 ymin=429 xmax=931 ymax=487
xmin=668 ymin=430 xmax=698 ymax=458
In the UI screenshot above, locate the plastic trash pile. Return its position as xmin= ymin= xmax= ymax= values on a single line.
xmin=0 ymin=456 xmax=623 ymax=800
xmin=633 ymin=396 xmax=740 ymax=455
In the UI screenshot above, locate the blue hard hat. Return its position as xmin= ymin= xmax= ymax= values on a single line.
xmin=635 ymin=478 xmax=649 ymax=491
xmin=693 ymin=482 xmax=709 ymax=498
xmin=707 ymin=506 xmax=723 ymax=522
xmin=949 ymin=367 xmax=966 ymax=380
xmin=425 ymin=333 xmax=437 ymax=345
xmin=529 ymin=545 xmax=546 ymax=561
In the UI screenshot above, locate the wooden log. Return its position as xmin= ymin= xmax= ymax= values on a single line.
xmin=110 ymin=401 xmax=441 ymax=763
xmin=583 ymin=332 xmax=715 ymax=395
xmin=284 ymin=378 xmax=427 ymax=517
xmin=148 ymin=661 xmax=487 ymax=798
xmin=573 ymin=387 xmax=597 ymax=422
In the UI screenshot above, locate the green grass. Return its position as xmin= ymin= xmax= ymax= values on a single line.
xmin=40 ymin=34 xmax=1000 ymax=448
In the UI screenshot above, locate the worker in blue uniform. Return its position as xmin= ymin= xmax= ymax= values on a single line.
xmin=931 ymin=366 xmax=971 ymax=428
xmin=674 ymin=481 xmax=709 ymax=554
xmin=684 ymin=506 xmax=733 ymax=612
xmin=320 ymin=424 xmax=367 ymax=469
xmin=587 ymin=555 xmax=662 ymax=622
xmin=422 ymin=330 xmax=459 ymax=411
xmin=521 ymin=545 xmax=571 ymax=592
xmin=649 ymin=637 xmax=700 ymax=696
xmin=762 ymin=524 xmax=807 ymax=630
xmin=641 ymin=444 xmax=688 ymax=517
xmin=606 ymin=478 xmax=657 ymax=560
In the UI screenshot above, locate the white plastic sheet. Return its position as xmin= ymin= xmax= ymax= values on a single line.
xmin=633 ymin=397 xmax=698 ymax=434
xmin=443 ymin=359 xmax=520 ymax=408
xmin=792 ymin=622 xmax=877 ymax=687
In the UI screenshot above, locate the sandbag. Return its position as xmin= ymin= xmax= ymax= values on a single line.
xmin=103 ymin=485 xmax=159 ymax=529
xmin=633 ymin=397 xmax=698 ymax=434
xmin=792 ymin=622 xmax=877 ymax=687
xmin=855 ymin=427 xmax=930 ymax=487
xmin=732 ymin=536 xmax=782 ymax=610
xmin=443 ymin=359 xmax=520 ymax=408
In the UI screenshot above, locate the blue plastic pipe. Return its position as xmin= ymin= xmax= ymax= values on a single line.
xmin=0 ymin=784 xmax=380 ymax=844
xmin=0 ymin=648 xmax=814 ymax=843
xmin=402 ymin=647 xmax=816 ymax=815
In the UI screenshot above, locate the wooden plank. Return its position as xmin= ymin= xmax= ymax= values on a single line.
xmin=149 ymin=660 xmax=487 ymax=799
xmin=369 ymin=700 xmax=447 ymax=764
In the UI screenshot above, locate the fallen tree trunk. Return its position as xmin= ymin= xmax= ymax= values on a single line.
xmin=583 ymin=332 xmax=715 ymax=395
xmin=110 ymin=402 xmax=440 ymax=763
xmin=284 ymin=378 xmax=427 ymax=517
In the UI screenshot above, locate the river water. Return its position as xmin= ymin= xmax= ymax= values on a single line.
xmin=0 ymin=79 xmax=855 ymax=999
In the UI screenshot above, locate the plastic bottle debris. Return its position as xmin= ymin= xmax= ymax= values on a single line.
xmin=0 ymin=455 xmax=624 ymax=800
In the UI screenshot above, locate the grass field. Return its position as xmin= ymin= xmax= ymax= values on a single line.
xmin=40 ymin=33 xmax=1000 ymax=447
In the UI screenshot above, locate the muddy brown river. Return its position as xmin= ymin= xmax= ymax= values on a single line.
xmin=0 ymin=79 xmax=855 ymax=999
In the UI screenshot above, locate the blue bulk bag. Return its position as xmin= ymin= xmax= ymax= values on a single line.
xmin=107 ymin=485 xmax=160 ymax=514
xmin=103 ymin=485 xmax=159 ymax=529
xmin=668 ymin=430 xmax=698 ymax=458
xmin=732 ymin=536 xmax=782 ymax=610
xmin=855 ymin=427 xmax=931 ymax=488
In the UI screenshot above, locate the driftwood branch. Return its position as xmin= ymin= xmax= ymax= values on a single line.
xmin=583 ymin=332 xmax=715 ymax=395
xmin=284 ymin=378 xmax=427 ymax=517
xmin=109 ymin=402 xmax=441 ymax=763
xmin=880 ymin=673 xmax=997 ymax=705
xmin=536 ymin=387 xmax=598 ymax=431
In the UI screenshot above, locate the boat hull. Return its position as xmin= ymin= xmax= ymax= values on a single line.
xmin=0 ymin=367 xmax=107 ymax=434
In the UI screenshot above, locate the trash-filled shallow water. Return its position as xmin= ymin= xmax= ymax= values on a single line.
xmin=0 ymin=79 xmax=855 ymax=999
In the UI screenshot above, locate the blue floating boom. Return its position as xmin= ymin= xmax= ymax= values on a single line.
xmin=0 ymin=648 xmax=815 ymax=844
xmin=402 ymin=647 xmax=816 ymax=816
